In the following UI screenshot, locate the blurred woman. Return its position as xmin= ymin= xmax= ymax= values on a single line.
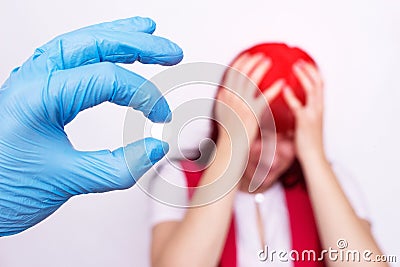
xmin=149 ymin=43 xmax=387 ymax=267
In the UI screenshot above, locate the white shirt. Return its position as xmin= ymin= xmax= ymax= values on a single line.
xmin=149 ymin=162 xmax=370 ymax=267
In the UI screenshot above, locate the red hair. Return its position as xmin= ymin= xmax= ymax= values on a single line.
xmin=211 ymin=42 xmax=317 ymax=141
xmin=210 ymin=43 xmax=318 ymax=187
xmin=236 ymin=42 xmax=317 ymax=132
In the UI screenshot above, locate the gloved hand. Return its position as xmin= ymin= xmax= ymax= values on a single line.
xmin=0 ymin=17 xmax=183 ymax=236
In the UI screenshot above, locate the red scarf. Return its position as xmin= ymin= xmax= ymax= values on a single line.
xmin=181 ymin=160 xmax=326 ymax=267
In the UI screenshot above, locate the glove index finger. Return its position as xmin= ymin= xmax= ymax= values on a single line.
xmin=51 ymin=63 xmax=171 ymax=125
xmin=128 ymin=73 xmax=173 ymax=123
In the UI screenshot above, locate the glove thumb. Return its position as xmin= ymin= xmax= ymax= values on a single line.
xmin=69 ymin=138 xmax=169 ymax=195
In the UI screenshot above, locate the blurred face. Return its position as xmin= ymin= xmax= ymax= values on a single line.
xmin=241 ymin=130 xmax=296 ymax=193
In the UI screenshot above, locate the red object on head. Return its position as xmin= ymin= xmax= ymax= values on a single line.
xmin=233 ymin=43 xmax=317 ymax=133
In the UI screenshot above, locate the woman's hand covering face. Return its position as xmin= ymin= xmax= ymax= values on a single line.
xmin=283 ymin=61 xmax=325 ymax=162
xmin=215 ymin=53 xmax=284 ymax=143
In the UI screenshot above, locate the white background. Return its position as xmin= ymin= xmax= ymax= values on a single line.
xmin=0 ymin=0 xmax=399 ymax=266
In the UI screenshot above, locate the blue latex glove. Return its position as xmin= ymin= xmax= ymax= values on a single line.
xmin=0 ymin=17 xmax=183 ymax=236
